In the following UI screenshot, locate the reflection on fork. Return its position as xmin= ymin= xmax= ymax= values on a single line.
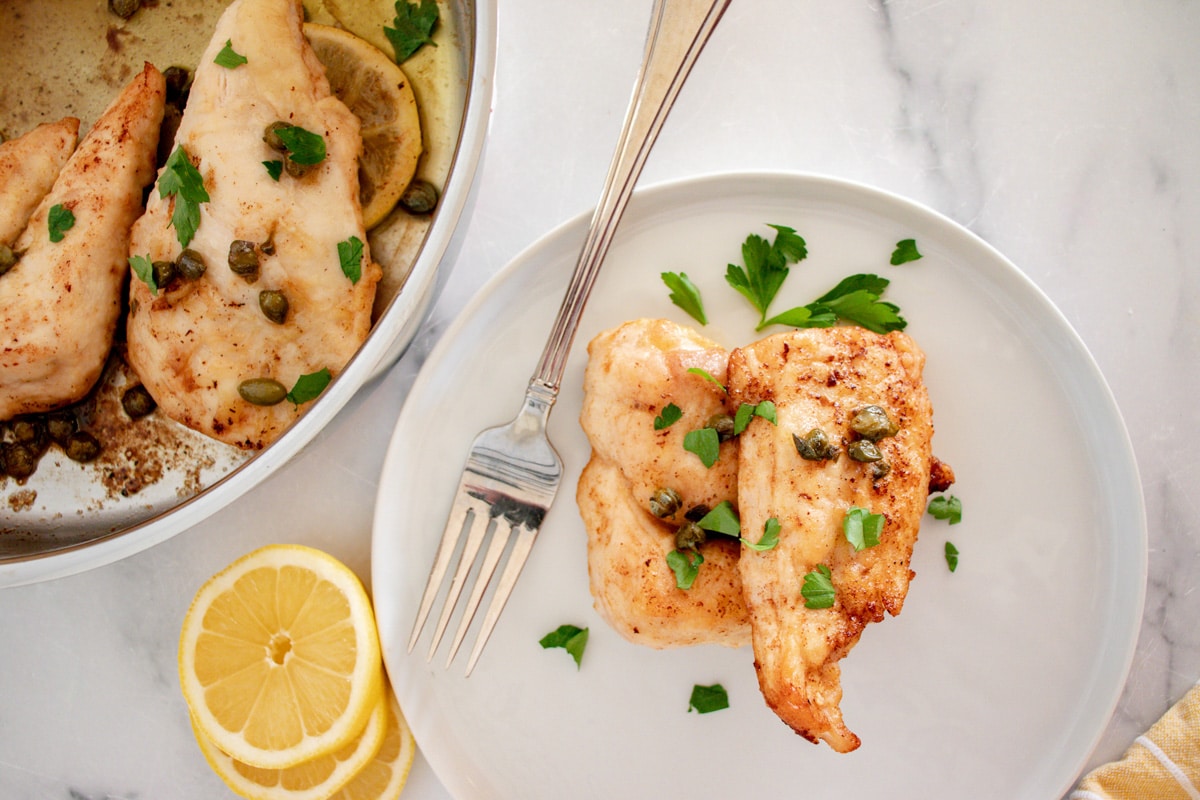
xmin=406 ymin=0 xmax=732 ymax=675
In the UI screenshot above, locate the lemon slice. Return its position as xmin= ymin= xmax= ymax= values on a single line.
xmin=320 ymin=0 xmax=399 ymax=56
xmin=179 ymin=544 xmax=385 ymax=770
xmin=328 ymin=685 xmax=417 ymax=800
xmin=305 ymin=23 xmax=423 ymax=229
xmin=191 ymin=694 xmax=387 ymax=800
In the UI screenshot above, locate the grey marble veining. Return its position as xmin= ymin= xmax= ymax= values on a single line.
xmin=1 ymin=0 xmax=1198 ymax=797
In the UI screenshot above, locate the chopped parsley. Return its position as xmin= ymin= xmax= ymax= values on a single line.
xmin=385 ymin=0 xmax=440 ymax=63
xmin=158 ymin=146 xmax=209 ymax=249
xmin=733 ymin=400 xmax=776 ymax=434
xmin=337 ymin=236 xmax=365 ymax=284
xmin=801 ymin=564 xmax=835 ymax=609
xmin=688 ymin=683 xmax=729 ymax=714
xmin=696 ymin=501 xmax=740 ymax=537
xmin=685 ymin=366 xmax=726 ymax=391
xmin=667 ymin=548 xmax=704 ymax=590
xmin=927 ymin=494 xmax=963 ymax=525
xmin=843 ymin=506 xmax=884 ymax=551
xmin=682 ymin=427 xmax=720 ymax=468
xmin=944 ymin=541 xmax=959 ymax=572
xmin=274 ymin=125 xmax=326 ymax=166
xmin=653 ymin=402 xmax=682 ymax=430
xmin=724 ymin=224 xmax=807 ymax=326
xmin=890 ymin=238 xmax=922 ymax=265
xmin=741 ymin=517 xmax=780 ymax=551
xmin=129 ymin=254 xmax=157 ymax=295
xmin=214 ymin=39 xmax=247 ymax=68
xmin=286 ymin=368 xmax=332 ymax=405
xmin=263 ymin=160 xmax=284 ymax=181
xmin=539 ymin=624 xmax=589 ymax=668
xmin=662 ymin=271 xmax=707 ymax=324
xmin=47 ymin=204 xmax=75 ymax=243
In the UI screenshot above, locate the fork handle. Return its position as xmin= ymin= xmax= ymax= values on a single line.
xmin=530 ymin=0 xmax=731 ymax=395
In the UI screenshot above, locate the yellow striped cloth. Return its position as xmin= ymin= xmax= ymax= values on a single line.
xmin=1070 ymin=682 xmax=1200 ymax=800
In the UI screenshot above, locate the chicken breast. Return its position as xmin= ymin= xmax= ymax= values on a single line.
xmin=0 ymin=66 xmax=164 ymax=422
xmin=126 ymin=0 xmax=382 ymax=449
xmin=579 ymin=319 xmax=749 ymax=649
xmin=0 ymin=117 xmax=79 ymax=245
xmin=727 ymin=327 xmax=935 ymax=752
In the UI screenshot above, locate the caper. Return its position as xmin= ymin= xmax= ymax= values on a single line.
xmin=283 ymin=154 xmax=314 ymax=179
xmin=0 ymin=243 xmax=17 ymax=277
xmin=45 ymin=411 xmax=78 ymax=446
xmin=3 ymin=442 xmax=37 ymax=480
xmin=163 ymin=66 xmax=193 ymax=104
xmin=674 ymin=521 xmax=706 ymax=551
xmin=10 ymin=417 xmax=49 ymax=456
xmin=648 ymin=487 xmax=682 ymax=519
xmin=177 ymin=248 xmax=207 ymax=281
xmin=707 ymin=413 xmax=736 ymax=442
xmin=121 ymin=385 xmax=157 ymax=419
xmin=108 ymin=0 xmax=141 ymax=19
xmin=399 ymin=179 xmax=440 ymax=215
xmin=258 ymin=290 xmax=289 ymax=324
xmin=260 ymin=237 xmax=276 ymax=256
xmin=238 ymin=378 xmax=287 ymax=406
xmin=263 ymin=121 xmax=290 ymax=153
xmin=684 ymin=504 xmax=711 ymax=523
xmin=793 ymin=428 xmax=840 ymax=461
xmin=850 ymin=405 xmax=899 ymax=441
xmin=871 ymin=460 xmax=892 ymax=480
xmin=848 ymin=439 xmax=883 ymax=463
xmin=228 ymin=239 xmax=260 ymax=281
xmin=64 ymin=431 xmax=101 ymax=463
xmin=152 ymin=259 xmax=177 ymax=290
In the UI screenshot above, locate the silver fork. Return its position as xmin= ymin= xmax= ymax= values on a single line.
xmin=407 ymin=0 xmax=732 ymax=676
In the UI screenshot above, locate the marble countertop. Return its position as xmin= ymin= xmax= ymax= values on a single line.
xmin=2 ymin=0 xmax=1198 ymax=797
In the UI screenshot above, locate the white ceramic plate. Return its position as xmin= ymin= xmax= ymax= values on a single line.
xmin=372 ymin=172 xmax=1146 ymax=798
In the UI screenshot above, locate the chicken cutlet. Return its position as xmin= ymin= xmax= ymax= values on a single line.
xmin=579 ymin=318 xmax=749 ymax=649
xmin=727 ymin=326 xmax=935 ymax=752
xmin=0 ymin=65 xmax=165 ymax=422
xmin=0 ymin=117 xmax=79 ymax=245
xmin=125 ymin=0 xmax=382 ymax=449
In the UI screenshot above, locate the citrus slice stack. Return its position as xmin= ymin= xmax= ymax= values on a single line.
xmin=179 ymin=544 xmax=413 ymax=799
xmin=304 ymin=23 xmax=423 ymax=229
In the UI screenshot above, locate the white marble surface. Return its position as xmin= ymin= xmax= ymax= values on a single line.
xmin=1 ymin=0 xmax=1198 ymax=797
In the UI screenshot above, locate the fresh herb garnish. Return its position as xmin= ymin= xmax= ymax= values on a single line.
xmin=263 ymin=160 xmax=284 ymax=181
xmin=733 ymin=400 xmax=776 ymax=435
xmin=683 ymin=427 xmax=720 ymax=468
xmin=214 ymin=39 xmax=247 ymax=68
xmin=686 ymin=367 xmax=726 ymax=392
xmin=724 ymin=224 xmax=807 ymax=326
xmin=667 ymin=548 xmax=704 ymax=590
xmin=286 ymin=368 xmax=332 ymax=405
xmin=843 ymin=506 xmax=884 ymax=551
xmin=654 ymin=402 xmax=682 ymax=430
xmin=337 ymin=236 xmax=364 ymax=284
xmin=385 ymin=0 xmax=440 ymax=63
xmin=158 ymin=146 xmax=209 ymax=249
xmin=696 ymin=501 xmax=740 ymax=537
xmin=688 ymin=683 xmax=729 ymax=714
xmin=741 ymin=517 xmax=780 ymax=551
xmin=928 ymin=494 xmax=963 ymax=525
xmin=761 ymin=273 xmax=907 ymax=334
xmin=47 ymin=204 xmax=75 ymax=243
xmin=801 ymin=564 xmax=835 ymax=609
xmin=944 ymin=541 xmax=959 ymax=572
xmin=539 ymin=624 xmax=589 ymax=668
xmin=891 ymin=238 xmax=922 ymax=265
xmin=129 ymin=254 xmax=157 ymax=295
xmin=662 ymin=271 xmax=707 ymax=324
xmin=274 ymin=125 xmax=326 ymax=166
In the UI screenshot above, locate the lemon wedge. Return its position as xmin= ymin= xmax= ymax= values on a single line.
xmin=179 ymin=544 xmax=385 ymax=770
xmin=304 ymin=23 xmax=422 ymax=229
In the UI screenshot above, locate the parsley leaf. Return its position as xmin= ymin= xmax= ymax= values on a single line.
xmin=47 ymin=204 xmax=75 ymax=243
xmin=683 ymin=427 xmax=720 ymax=468
xmin=667 ymin=548 xmax=704 ymax=590
xmin=802 ymin=564 xmax=835 ymax=609
xmin=263 ymin=160 xmax=284 ymax=181
xmin=733 ymin=400 xmax=776 ymax=434
xmin=686 ymin=366 xmax=726 ymax=392
xmin=944 ymin=541 xmax=959 ymax=572
xmin=741 ymin=517 xmax=780 ymax=551
xmin=654 ymin=402 xmax=682 ymax=430
xmin=688 ymin=683 xmax=729 ymax=714
xmin=158 ymin=146 xmax=209 ymax=249
xmin=725 ymin=224 xmax=807 ymax=325
xmin=928 ymin=494 xmax=963 ymax=525
xmin=338 ymin=236 xmax=364 ymax=284
xmin=214 ymin=39 xmax=247 ymax=68
xmin=661 ymin=271 xmax=707 ymax=324
xmin=385 ymin=0 xmax=440 ymax=63
xmin=762 ymin=273 xmax=907 ymax=334
xmin=129 ymin=254 xmax=157 ymax=295
xmin=843 ymin=506 xmax=884 ymax=551
xmin=274 ymin=125 xmax=326 ymax=165
xmin=539 ymin=624 xmax=589 ymax=668
xmin=891 ymin=238 xmax=922 ymax=265
xmin=286 ymin=368 xmax=332 ymax=405
xmin=696 ymin=501 xmax=740 ymax=537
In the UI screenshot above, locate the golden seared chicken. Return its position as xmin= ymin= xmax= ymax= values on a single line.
xmin=579 ymin=318 xmax=749 ymax=648
xmin=126 ymin=0 xmax=381 ymax=449
xmin=0 ymin=117 xmax=79 ymax=245
xmin=727 ymin=327 xmax=935 ymax=752
xmin=0 ymin=66 xmax=164 ymax=422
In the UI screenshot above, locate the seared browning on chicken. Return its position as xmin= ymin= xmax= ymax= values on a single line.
xmin=0 ymin=66 xmax=164 ymax=421
xmin=0 ymin=117 xmax=79 ymax=245
xmin=579 ymin=319 xmax=749 ymax=648
xmin=126 ymin=0 xmax=381 ymax=449
xmin=727 ymin=327 xmax=935 ymax=752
